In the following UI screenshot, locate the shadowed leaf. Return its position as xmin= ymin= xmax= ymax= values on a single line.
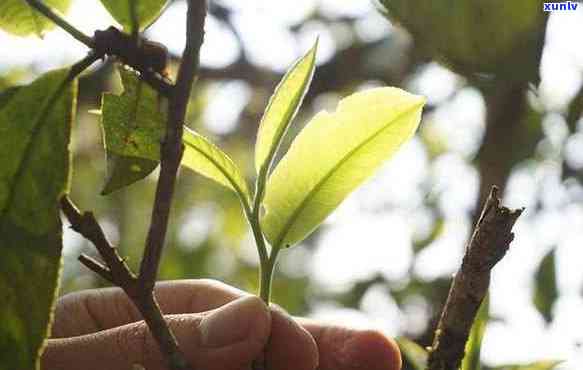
xmin=533 ymin=248 xmax=558 ymax=324
xmin=101 ymin=67 xmax=250 ymax=204
xmin=0 ymin=68 xmax=76 ymax=370
xmin=100 ymin=67 xmax=163 ymax=194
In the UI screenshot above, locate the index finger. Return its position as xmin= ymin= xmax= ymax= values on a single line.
xmin=52 ymin=279 xmax=245 ymax=338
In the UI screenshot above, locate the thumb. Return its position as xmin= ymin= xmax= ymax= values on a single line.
xmin=42 ymin=296 xmax=271 ymax=370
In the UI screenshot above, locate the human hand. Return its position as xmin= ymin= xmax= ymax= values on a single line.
xmin=42 ymin=279 xmax=401 ymax=370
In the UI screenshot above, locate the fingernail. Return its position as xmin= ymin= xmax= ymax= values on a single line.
xmin=200 ymin=296 xmax=265 ymax=348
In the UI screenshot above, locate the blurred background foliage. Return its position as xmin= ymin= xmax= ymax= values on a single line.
xmin=1 ymin=0 xmax=583 ymax=369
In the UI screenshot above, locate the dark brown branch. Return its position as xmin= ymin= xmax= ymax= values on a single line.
xmin=61 ymin=197 xmax=194 ymax=370
xmin=60 ymin=196 xmax=137 ymax=292
xmin=78 ymin=254 xmax=114 ymax=283
xmin=139 ymin=0 xmax=207 ymax=293
xmin=426 ymin=186 xmax=523 ymax=370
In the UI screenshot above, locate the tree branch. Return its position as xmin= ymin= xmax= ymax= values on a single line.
xmin=426 ymin=186 xmax=523 ymax=370
xmin=60 ymin=196 xmax=137 ymax=291
xmin=139 ymin=0 xmax=207 ymax=293
xmin=61 ymin=196 xmax=195 ymax=370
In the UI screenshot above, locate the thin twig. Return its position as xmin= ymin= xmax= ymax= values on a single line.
xmin=60 ymin=197 xmax=137 ymax=292
xmin=425 ymin=186 xmax=523 ymax=370
xmin=139 ymin=0 xmax=207 ymax=293
xmin=61 ymin=197 xmax=194 ymax=370
xmin=27 ymin=0 xmax=174 ymax=97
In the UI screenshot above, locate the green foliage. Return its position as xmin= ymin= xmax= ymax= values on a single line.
xmin=260 ymin=87 xmax=425 ymax=248
xmin=0 ymin=69 xmax=76 ymax=370
xmin=255 ymin=40 xmax=317 ymax=175
xmin=100 ymin=67 xmax=251 ymax=204
xmin=379 ymin=0 xmax=548 ymax=82
xmin=100 ymin=67 xmax=163 ymax=194
xmin=100 ymin=0 xmax=169 ymax=31
xmin=532 ymin=249 xmax=558 ymax=324
xmin=492 ymin=360 xmax=563 ymax=370
xmin=462 ymin=295 xmax=490 ymax=370
xmin=0 ymin=0 xmax=71 ymax=37
xmin=182 ymin=128 xmax=251 ymax=206
xmin=396 ymin=337 xmax=427 ymax=370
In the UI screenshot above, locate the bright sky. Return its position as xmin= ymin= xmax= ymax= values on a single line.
xmin=2 ymin=1 xmax=583 ymax=368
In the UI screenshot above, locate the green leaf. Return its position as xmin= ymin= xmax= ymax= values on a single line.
xmin=182 ymin=128 xmax=252 ymax=207
xmin=492 ymin=360 xmax=563 ymax=370
xmin=0 ymin=68 xmax=76 ymax=370
xmin=260 ymin=87 xmax=425 ymax=247
xmin=99 ymin=0 xmax=169 ymax=31
xmin=532 ymin=248 xmax=558 ymax=324
xmin=396 ymin=337 xmax=427 ymax=370
xmin=101 ymin=154 xmax=158 ymax=195
xmin=462 ymin=295 xmax=490 ymax=370
xmin=255 ymin=40 xmax=317 ymax=175
xmin=100 ymin=67 xmax=163 ymax=194
xmin=101 ymin=67 xmax=251 ymax=205
xmin=0 ymin=0 xmax=71 ymax=37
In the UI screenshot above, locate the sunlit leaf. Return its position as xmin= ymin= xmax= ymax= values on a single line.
xmin=182 ymin=128 xmax=251 ymax=206
xmin=462 ymin=294 xmax=490 ymax=370
xmin=260 ymin=87 xmax=425 ymax=247
xmin=0 ymin=68 xmax=76 ymax=369
xmin=255 ymin=40 xmax=317 ymax=175
xmin=99 ymin=0 xmax=169 ymax=31
xmin=492 ymin=360 xmax=563 ymax=370
xmin=0 ymin=0 xmax=71 ymax=37
xmin=533 ymin=248 xmax=557 ymax=324
xmin=396 ymin=337 xmax=427 ymax=370
xmin=100 ymin=67 xmax=163 ymax=194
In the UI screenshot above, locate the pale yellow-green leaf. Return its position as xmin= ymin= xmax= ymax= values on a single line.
xmin=492 ymin=360 xmax=563 ymax=370
xmin=396 ymin=337 xmax=427 ymax=370
xmin=182 ymin=128 xmax=251 ymax=207
xmin=260 ymin=87 xmax=425 ymax=247
xmin=462 ymin=295 xmax=489 ymax=370
xmin=99 ymin=0 xmax=169 ymax=31
xmin=0 ymin=0 xmax=71 ymax=37
xmin=255 ymin=40 xmax=317 ymax=174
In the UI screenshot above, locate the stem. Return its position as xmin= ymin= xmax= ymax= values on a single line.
xmin=136 ymin=292 xmax=191 ymax=370
xmin=259 ymin=245 xmax=281 ymax=303
xmin=138 ymin=0 xmax=207 ymax=293
xmin=25 ymin=0 xmax=94 ymax=48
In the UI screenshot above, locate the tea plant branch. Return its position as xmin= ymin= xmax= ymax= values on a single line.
xmin=426 ymin=186 xmax=523 ymax=370
xmin=25 ymin=0 xmax=174 ymax=98
xmin=60 ymin=196 xmax=137 ymax=288
xmin=60 ymin=196 xmax=194 ymax=370
xmin=139 ymin=0 xmax=207 ymax=293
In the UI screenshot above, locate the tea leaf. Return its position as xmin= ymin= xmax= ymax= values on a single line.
xmin=255 ymin=41 xmax=317 ymax=175
xmin=0 ymin=0 xmax=71 ymax=37
xmin=0 ymin=68 xmax=76 ymax=369
xmin=261 ymin=87 xmax=424 ymax=247
xmin=462 ymin=295 xmax=489 ymax=370
xmin=100 ymin=0 xmax=169 ymax=31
